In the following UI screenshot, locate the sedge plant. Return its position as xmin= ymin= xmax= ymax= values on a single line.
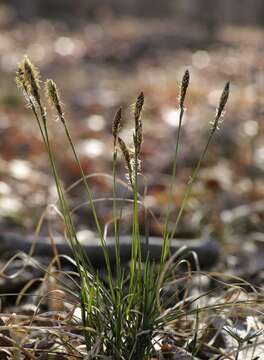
xmin=16 ymin=55 xmax=230 ymax=359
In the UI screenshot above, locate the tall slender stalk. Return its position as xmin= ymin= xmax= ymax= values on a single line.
xmin=169 ymin=81 xmax=230 ymax=242
xmin=112 ymin=107 xmax=122 ymax=282
xmin=112 ymin=107 xmax=123 ymax=355
xmin=162 ymin=70 xmax=190 ymax=264
xmin=16 ymin=56 xmax=95 ymax=352
xmin=45 ymin=79 xmax=116 ymax=303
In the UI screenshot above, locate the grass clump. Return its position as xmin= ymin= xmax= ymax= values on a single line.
xmin=16 ymin=55 xmax=230 ymax=359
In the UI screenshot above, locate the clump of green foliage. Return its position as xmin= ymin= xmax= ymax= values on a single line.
xmin=16 ymin=55 xmax=229 ymax=359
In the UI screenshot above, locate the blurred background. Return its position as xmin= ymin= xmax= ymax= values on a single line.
xmin=0 ymin=1 xmax=264 ymax=241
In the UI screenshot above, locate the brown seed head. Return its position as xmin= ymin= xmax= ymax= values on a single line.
xmin=45 ymin=79 xmax=63 ymax=117
xmin=212 ymin=81 xmax=230 ymax=132
xmin=134 ymin=91 xmax=144 ymax=123
xmin=118 ymin=137 xmax=133 ymax=182
xmin=112 ymin=107 xmax=122 ymax=146
xmin=21 ymin=56 xmax=41 ymax=103
xmin=134 ymin=122 xmax=143 ymax=156
xmin=134 ymin=92 xmax=144 ymax=155
xmin=216 ymin=81 xmax=230 ymax=119
xmin=179 ymin=69 xmax=190 ymax=108
xmin=15 ymin=67 xmax=27 ymax=91
xmin=118 ymin=137 xmax=131 ymax=167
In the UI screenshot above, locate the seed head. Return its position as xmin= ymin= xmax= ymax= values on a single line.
xmin=212 ymin=81 xmax=230 ymax=132
xmin=134 ymin=92 xmax=144 ymax=155
xmin=216 ymin=81 xmax=230 ymax=119
xmin=179 ymin=69 xmax=190 ymax=108
xmin=45 ymin=79 xmax=63 ymax=118
xmin=17 ymin=56 xmax=41 ymax=103
xmin=134 ymin=91 xmax=144 ymax=123
xmin=118 ymin=136 xmax=133 ymax=184
xmin=16 ymin=67 xmax=27 ymax=91
xmin=133 ymin=122 xmax=143 ymax=156
xmin=112 ymin=107 xmax=122 ymax=147
xmin=118 ymin=137 xmax=131 ymax=169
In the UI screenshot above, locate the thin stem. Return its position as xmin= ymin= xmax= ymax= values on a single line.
xmin=162 ymin=106 xmax=184 ymax=264
xmin=30 ymin=99 xmax=93 ymax=351
xmin=169 ymin=131 xmax=214 ymax=242
xmin=112 ymin=146 xmax=123 ymax=357
xmin=59 ymin=115 xmax=115 ymax=302
xmin=112 ymin=148 xmax=121 ymax=283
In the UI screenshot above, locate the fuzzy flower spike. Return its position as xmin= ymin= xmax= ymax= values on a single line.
xmin=134 ymin=91 xmax=144 ymax=156
xmin=16 ymin=55 xmax=41 ymax=105
xmin=45 ymin=79 xmax=64 ymax=119
xmin=118 ymin=136 xmax=133 ymax=185
xmin=211 ymin=81 xmax=230 ymax=132
xmin=179 ymin=69 xmax=190 ymax=109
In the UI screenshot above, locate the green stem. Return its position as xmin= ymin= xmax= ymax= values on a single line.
xmin=59 ymin=116 xmax=115 ymax=302
xmin=162 ymin=106 xmax=184 ymax=264
xmin=169 ymin=131 xmax=214 ymax=242
xmin=112 ymin=147 xmax=122 ymax=355
xmin=30 ymin=99 xmax=92 ymax=351
xmin=112 ymin=148 xmax=121 ymax=283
